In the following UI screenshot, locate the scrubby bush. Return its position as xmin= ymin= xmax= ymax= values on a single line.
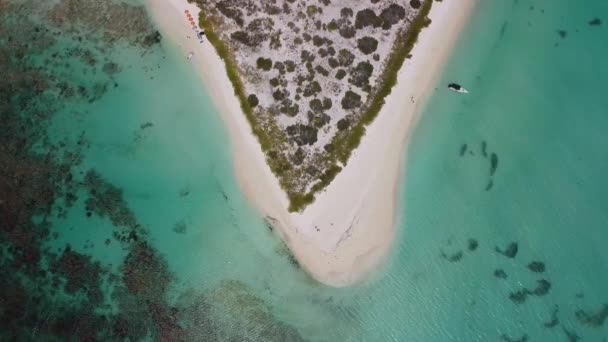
xmin=286 ymin=124 xmax=318 ymax=146
xmin=341 ymin=90 xmax=362 ymax=110
xmin=341 ymin=7 xmax=353 ymax=17
xmin=322 ymin=97 xmax=332 ymax=110
xmin=283 ymin=3 xmax=292 ymax=14
xmin=355 ymin=9 xmax=382 ymax=29
xmin=349 ymin=61 xmax=374 ymax=89
xmin=313 ymin=35 xmax=325 ymax=46
xmin=217 ymin=2 xmax=244 ymax=26
xmin=309 ymin=98 xmax=323 ymax=113
xmin=256 ymin=57 xmax=273 ymax=70
xmin=247 ymin=18 xmax=275 ymax=38
xmin=280 ymin=101 xmax=299 ymax=116
xmin=315 ymin=65 xmax=329 ymax=77
xmin=410 ymin=0 xmax=422 ymax=9
xmin=274 ymin=61 xmax=285 ymax=74
xmin=272 ymin=88 xmax=288 ymax=101
xmin=265 ymin=4 xmax=282 ymax=15
xmin=357 ymin=36 xmax=378 ymax=54
xmin=231 ymin=31 xmax=255 ymax=46
xmin=337 ymin=117 xmax=350 ymax=130
xmin=335 ymin=69 xmax=346 ymax=80
xmin=306 ymin=5 xmax=320 ymax=17
xmin=337 ymin=49 xmax=355 ymax=67
xmin=300 ymin=50 xmax=315 ymax=63
xmin=308 ymin=112 xmax=331 ymax=128
xmin=270 ymin=32 xmax=282 ymax=49
xmin=328 ymin=57 xmax=339 ymax=68
xmin=247 ymin=94 xmax=259 ymax=107
xmin=291 ymin=147 xmax=306 ymax=165
xmin=284 ymin=60 xmax=296 ymax=72
xmin=339 ymin=25 xmax=356 ymax=39
xmin=381 ymin=4 xmax=406 ymax=25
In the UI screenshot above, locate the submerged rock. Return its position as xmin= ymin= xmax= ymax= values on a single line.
xmin=441 ymin=251 xmax=463 ymax=262
xmin=485 ymin=179 xmax=494 ymax=191
xmin=543 ymin=305 xmax=559 ymax=328
xmin=460 ymin=143 xmax=468 ymax=156
xmin=494 ymin=269 xmax=507 ymax=279
xmin=532 ymin=279 xmax=551 ymax=296
xmin=575 ymin=303 xmax=608 ymax=327
xmin=172 ymin=221 xmax=187 ymax=234
xmin=467 ymin=238 xmax=478 ymax=251
xmin=509 ymin=290 xmax=528 ymax=304
xmin=527 ymin=261 xmax=546 ymax=273
xmin=562 ymin=327 xmax=580 ymax=342
xmin=588 ymin=17 xmax=602 ymax=26
xmin=500 ymin=333 xmax=528 ymax=342
xmin=490 ymin=153 xmax=499 ymax=176
xmin=495 ymin=242 xmax=518 ymax=258
xmin=509 ymin=279 xmax=551 ymax=304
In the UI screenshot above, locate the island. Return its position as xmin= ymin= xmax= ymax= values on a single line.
xmin=147 ymin=0 xmax=476 ymax=286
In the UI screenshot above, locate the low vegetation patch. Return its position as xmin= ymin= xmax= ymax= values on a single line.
xmin=191 ymin=0 xmax=434 ymax=212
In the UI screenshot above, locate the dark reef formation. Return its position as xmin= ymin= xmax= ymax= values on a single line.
xmin=441 ymin=250 xmax=463 ymax=262
xmin=459 ymin=140 xmax=499 ymax=190
xmin=509 ymin=279 xmax=551 ymax=304
xmin=575 ymin=303 xmax=608 ymax=327
xmin=527 ymin=261 xmax=546 ymax=273
xmin=467 ymin=238 xmax=478 ymax=251
xmin=490 ymin=152 xmax=499 ymax=176
xmin=494 ymin=269 xmax=507 ymax=279
xmin=0 ymin=1 xmax=304 ymax=340
xmin=561 ymin=326 xmax=580 ymax=342
xmin=588 ymin=17 xmax=602 ymax=26
xmin=495 ymin=242 xmax=518 ymax=258
xmin=500 ymin=333 xmax=528 ymax=342
xmin=543 ymin=305 xmax=559 ymax=328
xmin=459 ymin=143 xmax=468 ymax=156
xmin=481 ymin=140 xmax=487 ymax=157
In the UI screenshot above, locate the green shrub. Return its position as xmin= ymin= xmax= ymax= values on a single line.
xmin=327 ymin=20 xmax=338 ymax=31
xmin=341 ymin=90 xmax=362 ymax=110
xmin=247 ymin=94 xmax=259 ymax=107
xmin=357 ymin=36 xmax=379 ymax=54
xmin=256 ymin=57 xmax=273 ymax=71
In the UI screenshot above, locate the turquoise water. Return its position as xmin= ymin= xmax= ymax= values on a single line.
xmin=2 ymin=0 xmax=608 ymax=340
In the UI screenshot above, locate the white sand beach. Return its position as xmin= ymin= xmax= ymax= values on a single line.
xmin=147 ymin=0 xmax=476 ymax=287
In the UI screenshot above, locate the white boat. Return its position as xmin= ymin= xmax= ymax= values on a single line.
xmin=187 ymin=52 xmax=194 ymax=60
xmin=448 ymin=83 xmax=468 ymax=94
